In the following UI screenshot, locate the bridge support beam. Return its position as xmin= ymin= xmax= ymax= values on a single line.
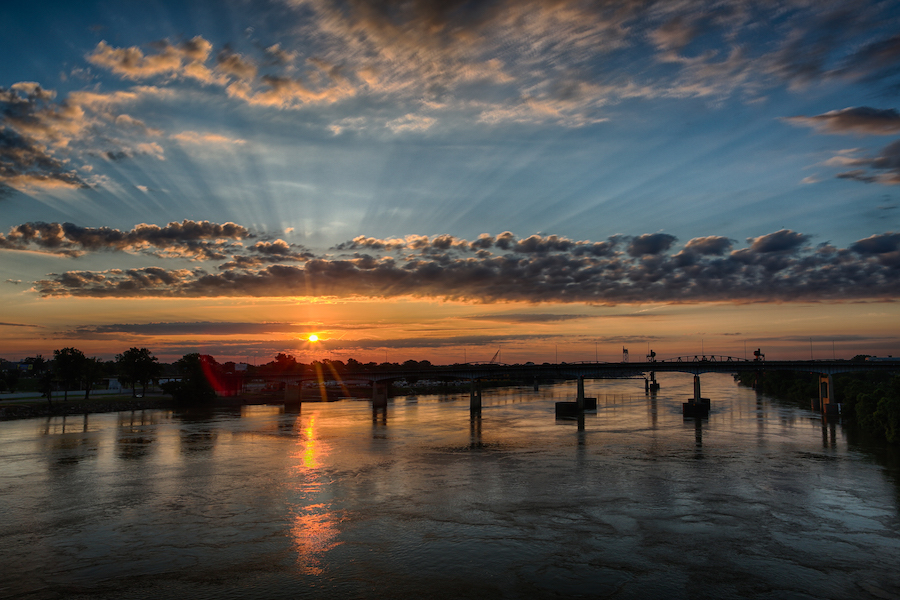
xmin=533 ymin=377 xmax=539 ymax=392
xmin=818 ymin=374 xmax=839 ymax=416
xmin=683 ymin=375 xmax=710 ymax=417
xmin=470 ymin=380 xmax=482 ymax=413
xmin=372 ymin=381 xmax=387 ymax=408
xmin=650 ymin=371 xmax=660 ymax=393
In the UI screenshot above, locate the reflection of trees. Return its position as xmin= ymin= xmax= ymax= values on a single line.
xmin=116 ymin=411 xmax=158 ymax=460
xmin=175 ymin=410 xmax=219 ymax=453
xmin=42 ymin=415 xmax=100 ymax=466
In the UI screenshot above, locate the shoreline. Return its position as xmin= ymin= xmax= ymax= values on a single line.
xmin=0 ymin=391 xmax=373 ymax=422
xmin=0 ymin=396 xmax=177 ymax=421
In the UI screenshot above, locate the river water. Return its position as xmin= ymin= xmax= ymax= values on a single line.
xmin=2 ymin=373 xmax=899 ymax=599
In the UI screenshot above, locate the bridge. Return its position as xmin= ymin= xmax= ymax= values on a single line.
xmin=236 ymin=356 xmax=898 ymax=417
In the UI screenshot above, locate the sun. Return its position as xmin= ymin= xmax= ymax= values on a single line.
xmin=308 ymin=334 xmax=319 ymax=342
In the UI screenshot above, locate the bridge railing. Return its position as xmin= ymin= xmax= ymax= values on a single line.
xmin=654 ymin=355 xmax=752 ymax=363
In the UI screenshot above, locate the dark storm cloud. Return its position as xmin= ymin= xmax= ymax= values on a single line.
xmin=30 ymin=229 xmax=900 ymax=304
xmin=0 ymin=220 xmax=252 ymax=259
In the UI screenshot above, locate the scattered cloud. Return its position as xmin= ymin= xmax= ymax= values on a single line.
xmin=462 ymin=313 xmax=592 ymax=323
xmin=170 ymin=130 xmax=247 ymax=146
xmin=26 ymin=227 xmax=900 ymax=304
xmin=0 ymin=321 xmax=38 ymax=327
xmin=71 ymin=321 xmax=309 ymax=337
xmin=829 ymin=141 xmax=900 ymax=185
xmin=0 ymin=220 xmax=252 ymax=259
xmin=87 ymin=36 xmax=220 ymax=84
xmin=785 ymin=107 xmax=900 ymax=135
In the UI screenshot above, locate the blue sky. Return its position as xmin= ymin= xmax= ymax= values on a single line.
xmin=2 ymin=0 xmax=899 ymax=362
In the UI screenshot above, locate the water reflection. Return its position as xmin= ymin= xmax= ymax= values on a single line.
xmin=3 ymin=375 xmax=900 ymax=599
xmin=289 ymin=414 xmax=342 ymax=575
xmin=116 ymin=410 xmax=158 ymax=460
xmin=469 ymin=413 xmax=482 ymax=450
xmin=41 ymin=415 xmax=100 ymax=466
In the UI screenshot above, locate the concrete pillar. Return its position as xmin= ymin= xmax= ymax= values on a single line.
xmin=693 ymin=375 xmax=701 ymax=402
xmin=645 ymin=378 xmax=650 ymax=393
xmin=819 ymin=374 xmax=838 ymax=415
xmin=372 ymin=381 xmax=387 ymax=408
xmin=470 ymin=380 xmax=482 ymax=412
xmin=533 ymin=377 xmax=539 ymax=392
xmin=576 ymin=376 xmax=585 ymax=410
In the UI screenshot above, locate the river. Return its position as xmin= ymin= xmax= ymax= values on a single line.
xmin=2 ymin=373 xmax=899 ymax=599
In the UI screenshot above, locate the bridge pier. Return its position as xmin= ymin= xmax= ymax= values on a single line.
xmin=818 ymin=374 xmax=839 ymax=416
xmin=533 ymin=377 xmax=539 ymax=392
xmin=682 ymin=375 xmax=710 ymax=417
xmin=557 ymin=376 xmax=596 ymax=417
xmin=372 ymin=381 xmax=387 ymax=408
xmin=470 ymin=380 xmax=482 ymax=413
xmin=284 ymin=382 xmax=302 ymax=406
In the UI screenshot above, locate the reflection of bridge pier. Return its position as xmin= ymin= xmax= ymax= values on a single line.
xmin=682 ymin=375 xmax=710 ymax=417
xmin=469 ymin=413 xmax=482 ymax=449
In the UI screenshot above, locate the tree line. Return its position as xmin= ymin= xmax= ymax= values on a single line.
xmin=735 ymin=356 xmax=900 ymax=444
xmin=1 ymin=349 xmax=438 ymax=406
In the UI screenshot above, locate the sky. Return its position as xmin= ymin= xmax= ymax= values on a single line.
xmin=2 ymin=0 xmax=900 ymax=365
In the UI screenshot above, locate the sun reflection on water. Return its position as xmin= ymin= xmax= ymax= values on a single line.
xmin=289 ymin=414 xmax=342 ymax=575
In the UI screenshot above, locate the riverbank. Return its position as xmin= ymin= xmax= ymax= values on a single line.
xmin=0 ymin=390 xmax=363 ymax=421
xmin=0 ymin=394 xmax=177 ymax=421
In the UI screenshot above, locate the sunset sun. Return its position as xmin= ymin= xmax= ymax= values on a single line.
xmin=308 ymin=334 xmax=319 ymax=342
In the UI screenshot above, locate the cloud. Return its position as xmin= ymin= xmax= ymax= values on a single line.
xmin=0 ymin=85 xmax=92 ymax=191
xmin=385 ymin=114 xmax=436 ymax=133
xmin=29 ymin=227 xmax=900 ymax=304
xmin=784 ymin=107 xmax=900 ymax=135
xmin=829 ymin=141 xmax=900 ymax=185
xmin=682 ymin=236 xmax=732 ymax=255
xmin=71 ymin=321 xmax=309 ymax=337
xmin=462 ymin=313 xmax=592 ymax=323
xmin=746 ymin=229 xmax=808 ymax=253
xmin=87 ymin=37 xmax=219 ymax=83
xmin=216 ymin=48 xmax=257 ymax=81
xmin=170 ymin=131 xmax=247 ymax=146
xmin=0 ymin=220 xmax=252 ymax=259
xmin=0 ymin=127 xmax=88 ymax=191
xmin=628 ymin=233 xmax=677 ymax=257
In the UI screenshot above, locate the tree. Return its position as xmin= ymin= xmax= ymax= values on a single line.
xmin=82 ymin=357 xmax=105 ymax=401
xmin=23 ymin=355 xmax=46 ymax=377
xmin=116 ymin=347 xmax=161 ymax=397
xmin=54 ymin=347 xmax=86 ymax=402
xmin=162 ymin=353 xmax=217 ymax=404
